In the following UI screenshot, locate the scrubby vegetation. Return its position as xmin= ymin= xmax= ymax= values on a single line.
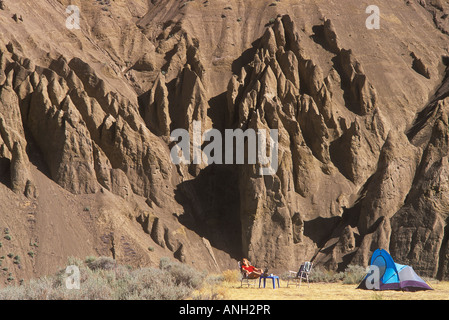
xmin=0 ymin=256 xmax=208 ymax=300
xmin=0 ymin=260 xmax=375 ymax=300
xmin=306 ymin=264 xmax=366 ymax=284
xmin=280 ymin=264 xmax=367 ymax=285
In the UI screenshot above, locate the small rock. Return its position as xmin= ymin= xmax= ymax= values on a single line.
xmin=12 ymin=14 xmax=23 ymax=23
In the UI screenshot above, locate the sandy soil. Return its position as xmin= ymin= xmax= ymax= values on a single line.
xmin=220 ymin=281 xmax=449 ymax=300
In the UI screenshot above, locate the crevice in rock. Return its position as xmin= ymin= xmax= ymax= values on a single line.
xmin=407 ymin=64 xmax=449 ymax=145
xmin=174 ymin=165 xmax=242 ymax=260
xmin=436 ymin=220 xmax=449 ymax=280
xmin=411 ymin=52 xmax=431 ymax=79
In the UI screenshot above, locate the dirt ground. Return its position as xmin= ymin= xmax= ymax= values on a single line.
xmin=218 ymin=280 xmax=449 ymax=300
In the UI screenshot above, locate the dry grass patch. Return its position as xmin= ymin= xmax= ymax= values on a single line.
xmin=218 ymin=280 xmax=449 ymax=300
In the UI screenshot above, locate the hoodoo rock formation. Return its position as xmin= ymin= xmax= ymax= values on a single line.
xmin=0 ymin=0 xmax=448 ymax=284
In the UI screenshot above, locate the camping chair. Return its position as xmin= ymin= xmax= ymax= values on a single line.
xmin=238 ymin=261 xmax=258 ymax=287
xmin=287 ymin=262 xmax=313 ymax=288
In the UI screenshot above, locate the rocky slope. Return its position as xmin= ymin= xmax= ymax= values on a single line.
xmin=0 ymin=0 xmax=448 ymax=285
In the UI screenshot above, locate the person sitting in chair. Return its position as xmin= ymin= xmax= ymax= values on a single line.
xmin=241 ymin=258 xmax=264 ymax=279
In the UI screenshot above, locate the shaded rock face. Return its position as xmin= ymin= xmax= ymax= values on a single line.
xmin=225 ymin=15 xmax=390 ymax=269
xmin=0 ymin=65 xmax=36 ymax=198
xmin=391 ymin=111 xmax=449 ymax=278
xmin=1 ymin=0 xmax=449 ymax=278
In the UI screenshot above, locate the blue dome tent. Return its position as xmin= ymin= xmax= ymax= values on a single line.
xmin=357 ymin=249 xmax=433 ymax=292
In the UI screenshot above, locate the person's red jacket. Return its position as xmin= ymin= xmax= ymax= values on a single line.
xmin=242 ymin=265 xmax=255 ymax=273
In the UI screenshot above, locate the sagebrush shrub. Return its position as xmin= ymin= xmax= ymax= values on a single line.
xmin=87 ymin=256 xmax=117 ymax=271
xmin=0 ymin=256 xmax=208 ymax=300
xmin=221 ymin=269 xmax=240 ymax=283
xmin=342 ymin=265 xmax=366 ymax=284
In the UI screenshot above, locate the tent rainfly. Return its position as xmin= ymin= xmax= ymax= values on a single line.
xmin=357 ymin=249 xmax=433 ymax=292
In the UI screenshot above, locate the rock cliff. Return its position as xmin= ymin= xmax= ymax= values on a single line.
xmin=0 ymin=0 xmax=448 ymax=283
